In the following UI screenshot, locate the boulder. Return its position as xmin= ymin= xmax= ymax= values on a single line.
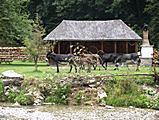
xmin=1 ymin=70 xmax=24 ymax=86
xmin=1 ymin=70 xmax=23 ymax=79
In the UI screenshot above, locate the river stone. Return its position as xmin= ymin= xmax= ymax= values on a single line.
xmin=1 ymin=70 xmax=23 ymax=79
xmin=1 ymin=70 xmax=24 ymax=86
xmin=2 ymin=79 xmax=23 ymax=86
xmin=97 ymin=88 xmax=107 ymax=99
xmin=12 ymin=102 xmax=21 ymax=107
xmin=105 ymin=105 xmax=114 ymax=109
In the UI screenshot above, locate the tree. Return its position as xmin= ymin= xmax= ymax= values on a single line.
xmin=0 ymin=0 xmax=32 ymax=46
xmin=24 ymin=14 xmax=45 ymax=71
xmin=27 ymin=0 xmax=152 ymax=44
xmin=145 ymin=0 xmax=159 ymax=48
xmin=27 ymin=0 xmax=116 ymax=34
xmin=27 ymin=0 xmax=57 ymax=34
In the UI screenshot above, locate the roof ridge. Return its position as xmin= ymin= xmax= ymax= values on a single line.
xmin=62 ymin=19 xmax=122 ymax=22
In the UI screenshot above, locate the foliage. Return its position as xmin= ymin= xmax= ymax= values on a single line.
xmin=106 ymin=94 xmax=151 ymax=108
xmin=133 ymin=76 xmax=155 ymax=86
xmin=104 ymin=79 xmax=117 ymax=94
xmin=0 ymin=0 xmax=32 ymax=46
xmin=145 ymin=0 xmax=159 ymax=48
xmin=24 ymin=14 xmax=45 ymax=71
xmin=151 ymin=98 xmax=159 ymax=109
xmin=6 ymin=87 xmax=34 ymax=105
xmin=1 ymin=0 xmax=159 ymax=48
xmin=0 ymin=80 xmax=5 ymax=101
xmin=114 ymin=78 xmax=141 ymax=95
xmin=15 ymin=90 xmax=34 ymax=105
xmin=75 ymin=91 xmax=83 ymax=105
xmin=45 ymin=83 xmax=71 ymax=105
xmin=27 ymin=0 xmax=150 ymax=42
xmin=0 ymin=80 xmax=4 ymax=96
xmin=7 ymin=90 xmax=17 ymax=103
xmin=105 ymin=77 xmax=151 ymax=108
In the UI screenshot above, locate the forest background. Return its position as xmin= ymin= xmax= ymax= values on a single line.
xmin=0 ymin=0 xmax=159 ymax=48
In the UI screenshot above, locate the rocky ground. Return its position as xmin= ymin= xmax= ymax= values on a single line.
xmin=0 ymin=105 xmax=159 ymax=120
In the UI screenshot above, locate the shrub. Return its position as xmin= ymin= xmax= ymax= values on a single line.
xmin=114 ymin=78 xmax=141 ymax=95
xmin=106 ymin=94 xmax=151 ymax=108
xmin=105 ymin=78 xmax=151 ymax=108
xmin=151 ymin=98 xmax=159 ymax=109
xmin=134 ymin=76 xmax=155 ymax=86
xmin=104 ymin=79 xmax=116 ymax=94
xmin=0 ymin=80 xmax=5 ymax=101
xmin=133 ymin=95 xmax=151 ymax=108
xmin=45 ymin=84 xmax=71 ymax=105
xmin=75 ymin=91 xmax=83 ymax=105
xmin=7 ymin=90 xmax=17 ymax=103
xmin=15 ymin=90 xmax=34 ymax=105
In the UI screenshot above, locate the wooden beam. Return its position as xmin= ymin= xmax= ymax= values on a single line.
xmin=135 ymin=42 xmax=138 ymax=53
xmin=126 ymin=41 xmax=128 ymax=53
xmin=101 ymin=41 xmax=104 ymax=51
xmin=58 ymin=42 xmax=60 ymax=54
xmin=70 ymin=41 xmax=72 ymax=54
xmin=114 ymin=41 xmax=117 ymax=53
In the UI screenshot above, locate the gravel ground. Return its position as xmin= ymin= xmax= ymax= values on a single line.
xmin=0 ymin=106 xmax=159 ymax=120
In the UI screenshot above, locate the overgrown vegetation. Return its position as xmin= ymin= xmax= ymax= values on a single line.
xmin=104 ymin=76 xmax=159 ymax=109
xmin=105 ymin=78 xmax=146 ymax=107
xmin=45 ymin=84 xmax=71 ymax=105
xmin=15 ymin=90 xmax=34 ymax=105
xmin=0 ymin=80 xmax=5 ymax=101
xmin=0 ymin=74 xmax=159 ymax=108
xmin=0 ymin=62 xmax=159 ymax=109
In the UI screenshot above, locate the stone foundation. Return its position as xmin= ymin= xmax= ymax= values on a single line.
xmin=140 ymin=57 xmax=152 ymax=66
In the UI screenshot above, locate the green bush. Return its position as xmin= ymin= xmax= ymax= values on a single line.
xmin=133 ymin=95 xmax=151 ymax=108
xmin=75 ymin=91 xmax=83 ymax=105
xmin=114 ymin=79 xmax=141 ymax=95
xmin=106 ymin=94 xmax=151 ymax=108
xmin=134 ymin=76 xmax=155 ymax=86
xmin=45 ymin=84 xmax=71 ymax=105
xmin=7 ymin=90 xmax=17 ymax=103
xmin=104 ymin=79 xmax=116 ymax=94
xmin=105 ymin=78 xmax=151 ymax=108
xmin=114 ymin=76 xmax=155 ymax=86
xmin=15 ymin=90 xmax=34 ymax=105
xmin=151 ymin=98 xmax=159 ymax=109
xmin=0 ymin=80 xmax=5 ymax=101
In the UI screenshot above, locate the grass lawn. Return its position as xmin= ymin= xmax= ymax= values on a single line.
xmin=0 ymin=61 xmax=156 ymax=79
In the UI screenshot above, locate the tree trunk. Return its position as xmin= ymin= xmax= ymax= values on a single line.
xmin=34 ymin=56 xmax=38 ymax=71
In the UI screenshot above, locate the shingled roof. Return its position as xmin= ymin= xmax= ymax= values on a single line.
xmin=44 ymin=20 xmax=142 ymax=41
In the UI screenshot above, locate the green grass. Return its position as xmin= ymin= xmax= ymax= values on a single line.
xmin=0 ymin=61 xmax=157 ymax=79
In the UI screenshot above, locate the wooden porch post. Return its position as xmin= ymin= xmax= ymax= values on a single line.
xmin=135 ymin=42 xmax=138 ymax=53
xmin=101 ymin=41 xmax=104 ymax=51
xmin=126 ymin=41 xmax=128 ymax=53
xmin=114 ymin=41 xmax=117 ymax=53
xmin=58 ymin=42 xmax=60 ymax=54
xmin=70 ymin=41 xmax=73 ymax=54
xmin=50 ymin=41 xmax=53 ymax=52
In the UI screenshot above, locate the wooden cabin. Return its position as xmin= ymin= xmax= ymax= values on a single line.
xmin=44 ymin=20 xmax=142 ymax=54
